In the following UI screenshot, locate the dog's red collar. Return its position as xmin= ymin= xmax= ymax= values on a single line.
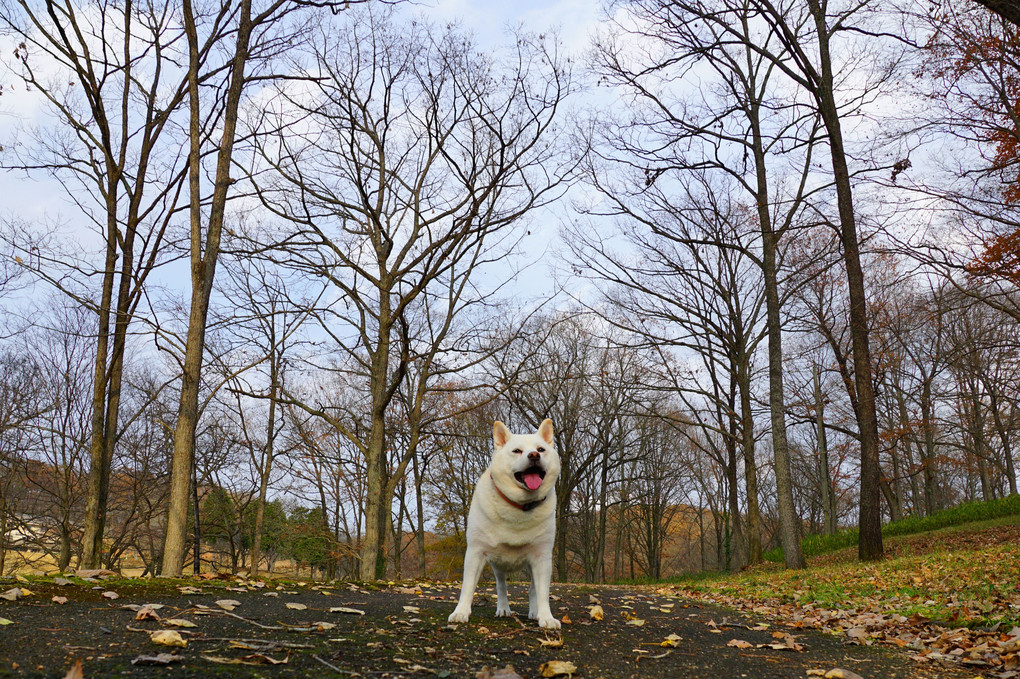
xmin=490 ymin=472 xmax=548 ymax=512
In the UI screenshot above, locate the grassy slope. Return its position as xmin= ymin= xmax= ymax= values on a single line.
xmin=677 ymin=515 xmax=1020 ymax=628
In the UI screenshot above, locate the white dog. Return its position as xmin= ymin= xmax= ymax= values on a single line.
xmin=448 ymin=419 xmax=561 ymax=629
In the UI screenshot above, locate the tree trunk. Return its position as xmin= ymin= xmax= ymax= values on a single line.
xmin=920 ymin=380 xmax=939 ymax=515
xmin=411 ymin=451 xmax=427 ymax=578
xmin=192 ymin=461 xmax=201 ymax=575
xmin=743 ymin=22 xmax=803 ymax=567
xmin=162 ymin=0 xmax=254 ymax=577
xmin=80 ymin=187 xmax=120 ymax=569
xmin=722 ymin=382 xmax=744 ymax=570
xmin=737 ymin=359 xmax=763 ymax=563
xmin=762 ymin=225 xmax=804 ymax=569
xmin=807 ymin=0 xmax=883 ymax=562
xmin=814 ymin=366 xmax=837 ymax=534
xmin=251 ymin=351 xmax=280 ymax=577
xmin=0 ymin=496 xmax=6 ymax=575
xmin=986 ymin=384 xmax=1018 ymax=495
xmin=360 ymin=292 xmax=393 ymax=581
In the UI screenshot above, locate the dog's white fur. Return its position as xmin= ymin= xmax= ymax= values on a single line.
xmin=448 ymin=419 xmax=561 ymax=629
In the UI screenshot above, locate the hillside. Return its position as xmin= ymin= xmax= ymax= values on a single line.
xmin=662 ymin=517 xmax=1020 ymax=677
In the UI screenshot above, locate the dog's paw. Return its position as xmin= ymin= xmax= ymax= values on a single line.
xmin=448 ymin=609 xmax=470 ymax=624
xmin=495 ymin=605 xmax=514 ymax=618
xmin=537 ymin=615 xmax=561 ymax=630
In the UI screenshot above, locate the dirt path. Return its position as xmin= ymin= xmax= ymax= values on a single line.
xmin=0 ymin=576 xmax=972 ymax=678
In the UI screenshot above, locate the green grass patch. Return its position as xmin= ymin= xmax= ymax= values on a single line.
xmin=764 ymin=494 xmax=1020 ymax=562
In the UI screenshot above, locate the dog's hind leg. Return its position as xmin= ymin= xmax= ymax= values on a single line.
xmin=493 ymin=565 xmax=513 ymax=617
xmin=449 ymin=549 xmax=486 ymax=623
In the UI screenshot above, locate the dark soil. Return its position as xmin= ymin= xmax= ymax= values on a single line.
xmin=0 ymin=576 xmax=974 ymax=678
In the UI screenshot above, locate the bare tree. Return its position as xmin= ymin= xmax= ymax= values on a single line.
xmin=250 ymin=9 xmax=575 ymax=579
xmin=727 ymin=0 xmax=896 ymax=560
xmin=568 ymin=171 xmax=770 ymax=569
xmin=583 ymin=0 xmax=842 ymax=567
xmin=161 ymin=0 xmax=336 ymax=577
xmin=218 ymin=255 xmax=315 ymax=576
xmin=1 ymin=0 xmax=191 ymax=568
xmin=18 ymin=302 xmax=93 ymax=570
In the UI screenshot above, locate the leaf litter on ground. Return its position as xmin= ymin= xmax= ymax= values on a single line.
xmin=665 ymin=524 xmax=1020 ymax=676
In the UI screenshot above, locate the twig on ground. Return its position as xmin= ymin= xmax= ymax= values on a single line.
xmin=311 ymin=654 xmax=363 ymax=676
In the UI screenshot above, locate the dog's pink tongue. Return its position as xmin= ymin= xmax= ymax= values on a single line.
xmin=523 ymin=472 xmax=544 ymax=491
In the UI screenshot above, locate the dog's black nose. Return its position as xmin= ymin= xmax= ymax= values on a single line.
xmin=528 ymin=451 xmax=540 ymax=462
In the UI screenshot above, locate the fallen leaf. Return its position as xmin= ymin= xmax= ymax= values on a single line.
xmin=330 ymin=606 xmax=365 ymax=615
xmin=131 ymin=653 xmax=182 ymax=666
xmin=661 ymin=634 xmax=683 ymax=647
xmin=150 ymin=630 xmax=187 ymax=648
xmin=62 ymin=659 xmax=84 ymax=679
xmin=403 ymin=605 xmax=421 ymax=614
xmin=135 ymin=605 xmax=161 ymax=621
xmin=163 ymin=618 xmax=197 ymax=628
xmin=475 ymin=665 xmax=524 ymax=679
xmin=539 ymin=660 xmax=577 ymax=677
xmin=203 ymin=652 xmax=288 ymax=666
xmin=0 ymin=588 xmax=23 ymax=601
xmin=202 ymin=655 xmax=247 ymax=665
xmin=588 ymin=605 xmax=604 ymax=621
xmin=626 ymin=618 xmax=645 ymax=626
xmin=844 ymin=627 xmax=868 ymax=642
xmin=727 ymin=639 xmax=753 ymax=649
xmin=52 ymin=596 xmax=68 ymax=605
xmin=315 ymin=621 xmax=336 ymax=631
xmin=102 ymin=591 xmax=119 ymax=600
xmin=216 ymin=599 xmax=241 ymax=611
xmin=285 ymin=602 xmax=307 ymax=610
xmin=539 ymin=636 xmax=564 ymax=648
xmin=54 ymin=578 xmax=73 ymax=587
xmin=824 ymin=670 xmax=864 ymax=679
xmin=560 ymin=613 xmax=572 ymax=624
xmin=0 ymin=618 xmax=12 ymax=625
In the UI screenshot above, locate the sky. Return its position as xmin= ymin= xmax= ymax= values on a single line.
xmin=425 ymin=0 xmax=604 ymax=51
xmin=0 ymin=0 xmax=618 ymax=326
xmin=0 ymin=0 xmax=609 ymax=270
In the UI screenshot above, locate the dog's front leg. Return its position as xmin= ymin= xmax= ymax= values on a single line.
xmin=493 ymin=565 xmax=513 ymax=617
xmin=449 ymin=548 xmax=485 ymax=624
xmin=528 ymin=553 xmax=560 ymax=629
xmin=526 ymin=562 xmax=538 ymax=619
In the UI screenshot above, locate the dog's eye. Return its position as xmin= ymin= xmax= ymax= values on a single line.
xmin=537 ymin=447 xmax=545 ymax=452
xmin=513 ymin=448 xmax=522 ymax=454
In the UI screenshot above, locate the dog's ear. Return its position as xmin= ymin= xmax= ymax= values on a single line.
xmin=493 ymin=421 xmax=512 ymax=448
xmin=538 ymin=419 xmax=554 ymax=445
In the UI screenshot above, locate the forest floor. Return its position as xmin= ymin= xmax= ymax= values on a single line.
xmin=0 ymin=565 xmax=984 ymax=679
xmin=670 ymin=518 xmax=1020 ymax=679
